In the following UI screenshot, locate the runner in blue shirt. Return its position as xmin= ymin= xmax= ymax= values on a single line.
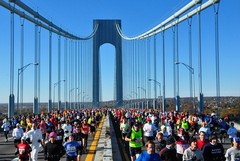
xmin=63 ymin=133 xmax=82 ymax=161
xmin=136 ymin=140 xmax=162 ymax=161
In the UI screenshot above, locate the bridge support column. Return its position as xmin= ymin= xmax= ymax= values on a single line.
xmin=92 ymin=20 xmax=123 ymax=108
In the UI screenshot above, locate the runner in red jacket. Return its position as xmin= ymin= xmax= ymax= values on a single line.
xmin=15 ymin=136 xmax=32 ymax=161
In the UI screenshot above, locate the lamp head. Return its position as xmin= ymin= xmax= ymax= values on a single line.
xmin=33 ymin=63 xmax=39 ymax=65
xmin=175 ymin=62 xmax=180 ymax=64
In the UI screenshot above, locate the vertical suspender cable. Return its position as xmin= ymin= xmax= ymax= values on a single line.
xmin=33 ymin=23 xmax=38 ymax=114
xmin=77 ymin=41 xmax=82 ymax=109
xmin=128 ymin=41 xmax=132 ymax=107
xmin=90 ymin=40 xmax=93 ymax=104
xmin=135 ymin=40 xmax=138 ymax=107
xmin=128 ymin=40 xmax=130 ymax=107
xmin=64 ymin=38 xmax=67 ymax=110
xmin=125 ymin=40 xmax=128 ymax=107
xmin=80 ymin=41 xmax=83 ymax=107
xmin=131 ymin=40 xmax=134 ymax=108
xmin=137 ymin=41 xmax=140 ymax=108
xmin=140 ymin=40 xmax=143 ymax=108
xmin=131 ymin=40 xmax=134 ymax=107
xmin=172 ymin=26 xmax=176 ymax=110
xmin=68 ymin=40 xmax=71 ymax=109
xmin=83 ymin=41 xmax=86 ymax=107
xmin=48 ymin=30 xmax=52 ymax=112
xmin=83 ymin=41 xmax=86 ymax=105
xmin=68 ymin=41 xmax=71 ymax=109
xmin=72 ymin=40 xmax=74 ymax=108
xmin=20 ymin=17 xmax=24 ymax=113
xmin=188 ymin=17 xmax=194 ymax=113
xmin=122 ymin=40 xmax=125 ymax=105
xmin=214 ymin=3 xmax=220 ymax=109
xmin=142 ymin=39 xmax=146 ymax=109
xmin=9 ymin=9 xmax=15 ymax=118
xmin=153 ymin=35 xmax=157 ymax=110
xmin=122 ymin=40 xmax=125 ymax=106
xmin=75 ymin=41 xmax=78 ymax=109
xmin=133 ymin=40 xmax=136 ymax=107
xmin=38 ymin=27 xmax=41 ymax=108
xmin=197 ymin=7 xmax=203 ymax=114
xmin=114 ymin=42 xmax=116 ymax=103
xmin=162 ymin=29 xmax=166 ymax=113
xmin=58 ymin=35 xmax=61 ymax=110
xmin=99 ymin=42 xmax=102 ymax=103
xmin=72 ymin=41 xmax=75 ymax=108
xmin=74 ymin=40 xmax=79 ymax=109
xmin=147 ymin=38 xmax=151 ymax=109
xmin=175 ymin=20 xmax=180 ymax=112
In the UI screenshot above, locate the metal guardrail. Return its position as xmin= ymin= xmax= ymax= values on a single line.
xmin=109 ymin=112 xmax=131 ymax=161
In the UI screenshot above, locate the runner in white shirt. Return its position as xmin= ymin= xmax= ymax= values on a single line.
xmin=12 ymin=123 xmax=24 ymax=148
xmin=62 ymin=120 xmax=72 ymax=142
xmin=26 ymin=122 xmax=43 ymax=161
xmin=225 ymin=137 xmax=240 ymax=161
xmin=1 ymin=118 xmax=11 ymax=142
xmin=143 ymin=117 xmax=157 ymax=143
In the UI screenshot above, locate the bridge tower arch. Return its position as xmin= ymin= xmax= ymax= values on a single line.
xmin=92 ymin=20 xmax=123 ymax=108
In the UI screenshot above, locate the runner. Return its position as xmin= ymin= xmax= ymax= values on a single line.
xmin=225 ymin=137 xmax=240 ymax=161
xmin=155 ymin=132 xmax=167 ymax=153
xmin=136 ymin=140 xmax=161 ymax=161
xmin=1 ymin=117 xmax=11 ymax=142
xmin=81 ymin=118 xmax=90 ymax=153
xmin=159 ymin=136 xmax=177 ymax=161
xmin=44 ymin=132 xmax=65 ymax=161
xmin=62 ymin=120 xmax=73 ymax=142
xmin=55 ymin=122 xmax=65 ymax=145
xmin=64 ymin=133 xmax=82 ymax=161
xmin=26 ymin=122 xmax=43 ymax=161
xmin=12 ymin=123 xmax=24 ymax=149
xmin=174 ymin=128 xmax=190 ymax=161
xmin=143 ymin=117 xmax=157 ymax=143
xmin=196 ymin=131 xmax=209 ymax=151
xmin=227 ymin=122 xmax=238 ymax=145
xmin=125 ymin=122 xmax=143 ymax=161
xmin=202 ymin=135 xmax=225 ymax=161
xmin=15 ymin=136 xmax=32 ymax=161
xmin=183 ymin=138 xmax=204 ymax=161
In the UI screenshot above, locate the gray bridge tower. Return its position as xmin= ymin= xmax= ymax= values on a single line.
xmin=92 ymin=20 xmax=123 ymax=108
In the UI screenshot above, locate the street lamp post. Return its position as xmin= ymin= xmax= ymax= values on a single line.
xmin=53 ymin=80 xmax=65 ymax=110
xmin=80 ymin=91 xmax=85 ymax=108
xmin=127 ymin=94 xmax=133 ymax=108
xmin=175 ymin=62 xmax=196 ymax=113
xmin=69 ymin=88 xmax=78 ymax=109
xmin=17 ymin=62 xmax=38 ymax=114
xmin=148 ymin=79 xmax=161 ymax=110
xmin=131 ymin=91 xmax=138 ymax=108
xmin=138 ymin=87 xmax=146 ymax=109
xmin=83 ymin=94 xmax=88 ymax=108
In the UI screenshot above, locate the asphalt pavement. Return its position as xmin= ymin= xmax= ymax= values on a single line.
xmin=0 ymin=119 xmax=239 ymax=161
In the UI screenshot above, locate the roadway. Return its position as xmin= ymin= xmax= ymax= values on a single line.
xmin=0 ymin=131 xmax=98 ymax=161
xmin=0 ymin=118 xmax=239 ymax=161
xmin=0 ymin=115 xmax=107 ymax=161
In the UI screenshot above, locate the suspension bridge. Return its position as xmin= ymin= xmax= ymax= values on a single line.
xmin=0 ymin=0 xmax=238 ymax=118
xmin=1 ymin=0 xmax=240 ymax=161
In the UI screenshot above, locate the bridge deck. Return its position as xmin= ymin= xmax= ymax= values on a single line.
xmin=1 ymin=116 xmax=240 ymax=161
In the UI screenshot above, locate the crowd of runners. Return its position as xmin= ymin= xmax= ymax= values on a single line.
xmin=1 ymin=108 xmax=240 ymax=161
xmin=1 ymin=109 xmax=106 ymax=161
xmin=110 ymin=108 xmax=240 ymax=161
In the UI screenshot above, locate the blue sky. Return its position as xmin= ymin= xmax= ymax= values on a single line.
xmin=0 ymin=0 xmax=239 ymax=103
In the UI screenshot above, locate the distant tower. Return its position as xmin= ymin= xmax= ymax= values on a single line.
xmin=92 ymin=20 xmax=123 ymax=107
